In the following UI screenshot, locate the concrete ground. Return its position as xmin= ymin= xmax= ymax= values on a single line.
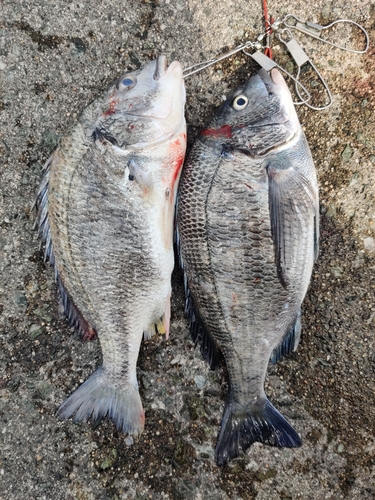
xmin=0 ymin=0 xmax=374 ymax=498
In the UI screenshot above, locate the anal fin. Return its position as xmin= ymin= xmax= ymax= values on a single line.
xmin=270 ymin=310 xmax=301 ymax=365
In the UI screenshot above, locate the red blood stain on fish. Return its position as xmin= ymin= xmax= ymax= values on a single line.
xmin=82 ymin=326 xmax=96 ymax=341
xmin=103 ymin=99 xmax=117 ymax=116
xmin=163 ymin=132 xmax=186 ymax=187
xmin=201 ymin=125 xmax=233 ymax=138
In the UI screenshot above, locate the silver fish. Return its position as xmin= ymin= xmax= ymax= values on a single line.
xmin=36 ymin=56 xmax=186 ymax=435
xmin=177 ymin=68 xmax=319 ymax=465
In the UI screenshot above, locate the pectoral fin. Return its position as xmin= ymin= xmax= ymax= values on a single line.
xmin=267 ymin=164 xmax=318 ymax=288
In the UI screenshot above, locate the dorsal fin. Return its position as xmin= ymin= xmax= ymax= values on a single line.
xmin=35 ymin=154 xmax=96 ymax=341
xmin=176 ymin=226 xmax=222 ymax=369
xmin=185 ymin=288 xmax=222 ymax=370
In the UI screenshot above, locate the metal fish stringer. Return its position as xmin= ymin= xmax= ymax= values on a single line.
xmin=242 ymin=46 xmax=312 ymax=106
xmin=183 ymin=36 xmax=312 ymax=105
xmin=269 ymin=15 xmax=370 ymax=110
xmin=276 ymin=28 xmax=333 ymax=110
xmin=280 ymin=15 xmax=370 ymax=54
xmin=182 ymin=12 xmax=370 ymax=111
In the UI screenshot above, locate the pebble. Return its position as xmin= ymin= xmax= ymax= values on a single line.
xmin=326 ymin=203 xmax=336 ymax=218
xmin=246 ymin=459 xmax=259 ymax=471
xmin=125 ymin=436 xmax=134 ymax=446
xmin=100 ymin=449 xmax=117 ymax=470
xmin=331 ymin=266 xmax=343 ymax=278
xmin=14 ymin=291 xmax=27 ymax=308
xmin=194 ymin=375 xmax=206 ymax=389
xmin=29 ymin=324 xmax=44 ymax=339
xmin=321 ymin=4 xmax=331 ymax=20
xmin=341 ymin=144 xmax=353 ymax=162
xmin=357 ymin=132 xmax=374 ymax=149
xmin=170 ymin=354 xmax=186 ymax=365
xmin=363 ymin=237 xmax=375 ymax=252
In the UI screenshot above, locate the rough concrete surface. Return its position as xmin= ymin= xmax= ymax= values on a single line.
xmin=0 ymin=0 xmax=374 ymax=498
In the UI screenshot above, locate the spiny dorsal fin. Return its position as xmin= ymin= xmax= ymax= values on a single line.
xmin=35 ymin=153 xmax=96 ymax=341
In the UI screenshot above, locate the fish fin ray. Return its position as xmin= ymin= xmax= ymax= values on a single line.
xmin=143 ymin=324 xmax=156 ymax=341
xmin=314 ymin=208 xmax=319 ymax=262
xmin=57 ymin=279 xmax=97 ymax=340
xmin=151 ymin=295 xmax=171 ymax=339
xmin=57 ymin=367 xmax=145 ymax=436
xmin=270 ymin=309 xmax=302 ymax=364
xmin=185 ymin=287 xmax=222 ymax=370
xmin=215 ymin=398 xmax=301 ymax=466
xmin=155 ymin=319 xmax=166 ymax=335
xmin=35 ymin=152 xmax=96 ymax=342
xmin=162 ymin=293 xmax=171 ymax=339
xmin=267 ymin=165 xmax=318 ymax=289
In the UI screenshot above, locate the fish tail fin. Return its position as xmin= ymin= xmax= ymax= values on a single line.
xmin=57 ymin=367 xmax=145 ymax=436
xmin=215 ymin=398 xmax=301 ymax=465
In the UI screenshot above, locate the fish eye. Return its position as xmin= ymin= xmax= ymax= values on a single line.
xmin=118 ymin=76 xmax=137 ymax=90
xmin=232 ymin=95 xmax=248 ymax=110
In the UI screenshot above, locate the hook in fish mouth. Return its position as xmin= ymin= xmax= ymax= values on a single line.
xmin=153 ymin=54 xmax=168 ymax=81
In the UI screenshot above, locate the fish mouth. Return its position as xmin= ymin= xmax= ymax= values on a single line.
xmin=153 ymin=55 xmax=168 ymax=80
xmin=153 ymin=55 xmax=182 ymax=81
xmin=257 ymin=68 xmax=293 ymax=112
xmin=259 ymin=68 xmax=292 ymax=105
xmin=258 ymin=68 xmax=299 ymax=126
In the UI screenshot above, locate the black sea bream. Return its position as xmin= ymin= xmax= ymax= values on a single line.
xmin=177 ymin=68 xmax=319 ymax=464
xmin=36 ymin=56 xmax=186 ymax=436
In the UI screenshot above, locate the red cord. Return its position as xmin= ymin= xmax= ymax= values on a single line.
xmin=262 ymin=0 xmax=273 ymax=59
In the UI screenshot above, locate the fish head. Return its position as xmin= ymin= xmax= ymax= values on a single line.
xmin=201 ymin=69 xmax=300 ymax=157
xmin=83 ymin=55 xmax=186 ymax=149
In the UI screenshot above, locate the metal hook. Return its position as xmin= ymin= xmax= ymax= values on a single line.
xmin=281 ymin=14 xmax=369 ymax=54
xmin=242 ymin=48 xmax=312 ymax=106
xmin=278 ymin=30 xmax=332 ymax=110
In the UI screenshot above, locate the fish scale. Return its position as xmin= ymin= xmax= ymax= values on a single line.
xmin=177 ymin=68 xmax=319 ymax=465
xmin=178 ymin=142 xmax=231 ymax=343
xmin=207 ymin=154 xmax=290 ymax=400
xmin=36 ymin=56 xmax=186 ymax=436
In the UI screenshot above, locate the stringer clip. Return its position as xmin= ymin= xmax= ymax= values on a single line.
xmin=281 ymin=14 xmax=370 ymax=54
xmin=242 ymin=47 xmax=312 ymax=106
xmin=277 ymin=28 xmax=332 ymax=110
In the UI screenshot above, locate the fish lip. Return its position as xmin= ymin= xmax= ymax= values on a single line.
xmin=257 ymin=68 xmax=300 ymax=132
xmin=153 ymin=55 xmax=182 ymax=81
xmin=257 ymin=68 xmax=291 ymax=104
xmin=153 ymin=54 xmax=168 ymax=80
